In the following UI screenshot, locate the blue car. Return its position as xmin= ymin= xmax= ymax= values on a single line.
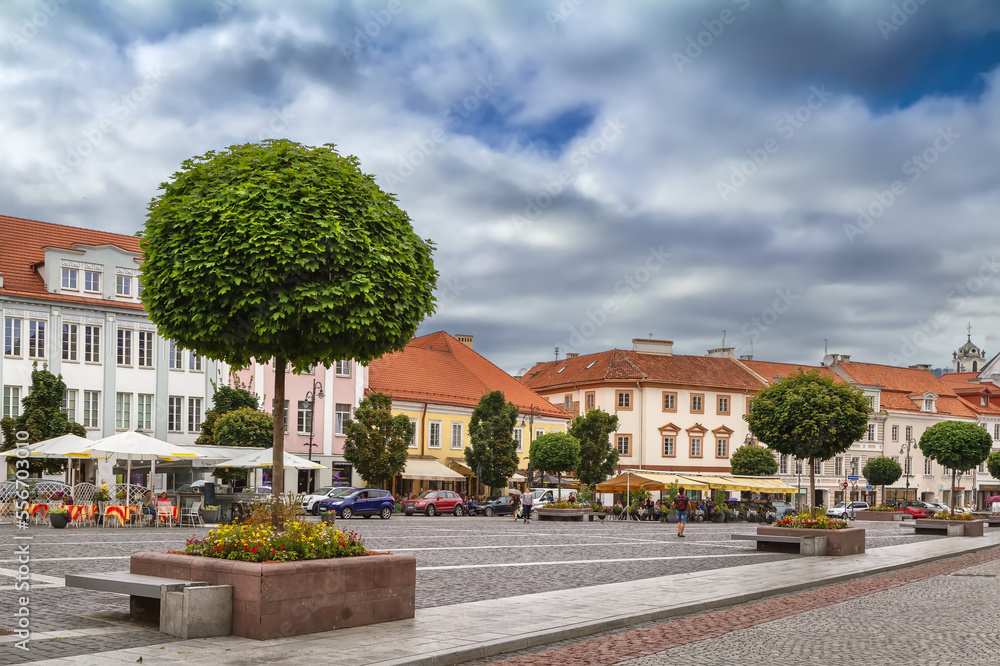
xmin=317 ymin=488 xmax=395 ymax=520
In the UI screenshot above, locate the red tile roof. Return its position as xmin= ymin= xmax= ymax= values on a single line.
xmin=0 ymin=214 xmax=143 ymax=310
xmin=739 ymin=360 xmax=843 ymax=384
xmin=834 ymin=361 xmax=977 ymax=419
xmin=520 ymin=349 xmax=766 ymax=391
xmin=369 ymin=332 xmax=570 ymax=419
xmin=938 ymin=373 xmax=1000 ymax=415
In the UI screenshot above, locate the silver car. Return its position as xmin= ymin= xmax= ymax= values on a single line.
xmin=302 ymin=486 xmax=356 ymax=515
xmin=826 ymin=501 xmax=869 ymax=519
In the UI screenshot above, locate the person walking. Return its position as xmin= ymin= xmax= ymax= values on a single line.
xmin=521 ymin=490 xmax=534 ymax=523
xmin=512 ymin=493 xmax=521 ymax=521
xmin=673 ymin=487 xmax=689 ymax=537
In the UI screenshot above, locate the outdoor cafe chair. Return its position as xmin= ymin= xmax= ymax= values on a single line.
xmin=180 ymin=501 xmax=203 ymax=527
xmin=156 ymin=501 xmax=176 ymax=527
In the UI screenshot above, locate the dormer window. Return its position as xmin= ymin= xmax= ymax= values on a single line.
xmin=84 ymin=270 xmax=101 ymax=293
xmin=116 ymin=275 xmax=132 ymax=297
xmin=61 ymin=268 xmax=78 ymax=290
xmin=923 ymin=398 xmax=935 ymax=412
xmin=983 ymin=396 xmax=989 ymax=407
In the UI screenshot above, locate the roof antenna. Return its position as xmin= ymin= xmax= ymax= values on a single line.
xmin=750 ymin=340 xmax=754 ymax=356
xmin=554 ymin=346 xmax=560 ymax=361
xmin=721 ymin=330 xmax=726 ymax=347
xmin=824 ymin=338 xmax=828 ymax=355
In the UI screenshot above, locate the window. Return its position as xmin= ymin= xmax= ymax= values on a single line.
xmin=617 ymin=391 xmax=632 ymax=409
xmin=851 ymin=457 xmax=859 ymax=475
xmin=83 ymin=325 xmax=100 ymax=363
xmin=28 ymin=321 xmax=45 ymax=359
xmin=835 ymin=457 xmax=844 ymax=476
xmin=585 ymin=392 xmax=595 ymax=411
xmin=662 ymin=392 xmax=677 ymax=412
xmin=62 ymin=268 xmax=78 ymax=290
xmin=84 ymin=270 xmax=101 ymax=292
xmin=270 ymin=400 xmax=289 ymax=432
xmin=924 ymin=458 xmax=933 ymax=475
xmin=137 ymin=394 xmax=152 ymax=430
xmin=297 ymin=400 xmax=312 ymax=434
xmin=690 ymin=437 xmax=702 ymax=457
xmin=3 ymin=386 xmax=21 ymax=419
xmin=794 ymin=459 xmax=803 ymax=475
xmin=717 ymin=395 xmax=730 ymax=415
xmin=867 ymin=396 xmax=874 ymax=409
xmin=115 ymin=392 xmax=131 ymax=429
xmin=167 ymin=396 xmax=183 ymax=431
xmin=188 ymin=398 xmax=203 ymax=433
xmin=335 ymin=403 xmax=351 ymax=436
xmin=535 ymin=428 xmax=544 ymax=442
xmin=691 ymin=394 xmax=704 ymax=413
xmin=905 ymin=425 xmax=913 ymax=441
xmin=335 ymin=360 xmax=351 ymax=377
xmin=779 ymin=454 xmax=789 ymax=475
xmin=429 ymin=421 xmax=442 ymax=448
xmin=4 ymin=318 xmax=21 ymax=356
xmin=83 ymin=391 xmax=99 ymax=428
xmin=168 ymin=341 xmax=183 ymax=369
xmin=62 ymin=389 xmax=77 ymax=422
xmin=117 ymin=329 xmax=132 ymax=365
xmin=514 ymin=427 xmax=523 ymax=452
xmin=189 ymin=353 xmax=202 ymax=372
xmin=116 ymin=275 xmax=131 ymax=297
xmin=663 ymin=436 xmax=675 ymax=456
xmin=616 ymin=434 xmax=631 ymax=456
xmin=563 ymin=395 xmax=572 ymax=410
xmin=716 ymin=438 xmax=728 ymax=458
xmin=995 ymin=424 xmax=1000 ymax=440
xmin=62 ymin=323 xmax=78 ymax=361
xmin=983 ymin=396 xmax=989 ymax=407
xmin=923 ymin=398 xmax=934 ymax=412
xmin=891 ymin=425 xmax=899 ymax=442
xmin=408 ymin=419 xmax=418 ymax=448
xmin=137 ymin=331 xmax=154 ymax=367
xmin=451 ymin=422 xmax=463 ymax=449
xmin=867 ymin=423 xmax=876 ymax=441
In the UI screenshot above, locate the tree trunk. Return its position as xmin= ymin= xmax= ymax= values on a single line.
xmin=809 ymin=458 xmax=817 ymax=515
xmin=951 ymin=469 xmax=957 ymax=511
xmin=272 ymin=355 xmax=286 ymax=498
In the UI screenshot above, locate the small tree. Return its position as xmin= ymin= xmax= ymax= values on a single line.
xmin=569 ymin=409 xmax=619 ymax=488
xmin=141 ymin=140 xmax=437 ymax=495
xmin=196 ymin=378 xmax=260 ymax=446
xmin=919 ymin=420 xmax=993 ymax=508
xmin=986 ymin=450 xmax=1000 ymax=482
xmin=862 ymin=456 xmax=902 ymax=506
xmin=463 ymin=391 xmax=519 ymax=497
xmin=213 ymin=407 xmax=274 ymax=448
xmin=343 ymin=392 xmax=413 ymax=489
xmin=529 ymin=432 xmax=581 ymax=501
xmin=745 ymin=370 xmax=869 ymax=513
xmin=729 ymin=444 xmax=778 ymax=476
xmin=0 ymin=364 xmax=86 ymax=474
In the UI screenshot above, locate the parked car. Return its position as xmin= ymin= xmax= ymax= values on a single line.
xmin=826 ymin=501 xmax=869 ymax=518
xmin=479 ymin=495 xmax=517 ymax=517
xmin=899 ymin=499 xmax=938 ymax=516
xmin=403 ymin=490 xmax=465 ymax=516
xmin=897 ymin=505 xmax=928 ymax=519
xmin=302 ymin=486 xmax=357 ymax=515
xmin=316 ymin=489 xmax=394 ymax=519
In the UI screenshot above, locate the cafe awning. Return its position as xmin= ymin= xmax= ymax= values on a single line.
xmin=447 ymin=459 xmax=475 ymax=476
xmin=596 ymin=470 xmax=797 ymax=493
xmin=402 ymin=459 xmax=466 ymax=481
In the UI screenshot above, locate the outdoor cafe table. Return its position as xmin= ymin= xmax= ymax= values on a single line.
xmin=27 ymin=503 xmax=49 ymax=522
xmin=103 ymin=505 xmax=140 ymax=527
xmin=65 ymin=505 xmax=95 ymax=523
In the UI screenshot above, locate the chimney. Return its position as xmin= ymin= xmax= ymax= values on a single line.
xmin=455 ymin=334 xmax=474 ymax=349
xmin=739 ymin=354 xmax=754 ymax=361
xmin=909 ymin=364 xmax=932 ymax=371
xmin=566 ymin=353 xmax=579 ymax=358
xmin=707 ymin=347 xmax=735 ymax=358
xmin=632 ymin=338 xmax=673 ymax=355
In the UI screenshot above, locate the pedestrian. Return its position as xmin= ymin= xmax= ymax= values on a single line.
xmin=673 ymin=487 xmax=689 ymax=537
xmin=521 ymin=490 xmax=534 ymax=523
xmin=512 ymin=493 xmax=521 ymax=521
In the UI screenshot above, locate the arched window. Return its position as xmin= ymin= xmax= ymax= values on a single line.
xmin=973 ymin=361 xmax=978 ymax=372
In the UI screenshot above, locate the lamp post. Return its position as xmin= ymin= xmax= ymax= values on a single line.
xmin=304 ymin=379 xmax=325 ymax=493
xmin=520 ymin=405 xmax=541 ymax=489
xmin=900 ymin=438 xmax=915 ymax=506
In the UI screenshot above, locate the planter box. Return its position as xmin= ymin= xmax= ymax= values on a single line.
xmin=131 ymin=552 xmax=416 ymax=640
xmin=856 ymin=510 xmax=902 ymax=522
xmin=914 ymin=519 xmax=984 ymax=537
xmin=757 ymin=526 xmax=865 ymax=556
xmin=535 ymin=508 xmax=591 ymax=522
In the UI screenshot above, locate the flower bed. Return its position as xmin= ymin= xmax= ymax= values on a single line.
xmin=184 ymin=521 xmax=366 ymax=562
xmin=774 ymin=513 xmax=850 ymax=529
xmin=758 ymin=525 xmax=865 ymax=556
xmin=929 ymin=511 xmax=975 ymax=521
xmin=915 ymin=517 xmax=984 ymax=537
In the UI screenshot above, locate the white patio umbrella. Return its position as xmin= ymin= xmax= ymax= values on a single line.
xmin=217 ymin=449 xmax=322 ymax=470
xmin=0 ymin=434 xmax=106 ymax=485
xmin=84 ymin=431 xmax=202 ymax=488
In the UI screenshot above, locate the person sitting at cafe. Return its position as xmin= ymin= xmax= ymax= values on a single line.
xmin=140 ymin=490 xmax=155 ymax=516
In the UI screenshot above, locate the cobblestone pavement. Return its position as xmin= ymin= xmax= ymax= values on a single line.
xmin=472 ymin=545 xmax=1000 ymax=666
xmin=0 ymin=517 xmax=943 ymax=664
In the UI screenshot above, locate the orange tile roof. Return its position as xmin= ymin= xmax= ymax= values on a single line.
xmin=369 ymin=332 xmax=570 ymax=420
xmin=0 ymin=214 xmax=143 ymax=310
xmin=834 ymin=361 xmax=977 ymax=419
xmin=739 ymin=360 xmax=843 ymax=384
xmin=520 ymin=349 xmax=766 ymax=391
xmin=938 ymin=373 xmax=1000 ymax=415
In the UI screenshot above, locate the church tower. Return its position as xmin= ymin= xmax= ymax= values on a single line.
xmin=953 ymin=323 xmax=986 ymax=373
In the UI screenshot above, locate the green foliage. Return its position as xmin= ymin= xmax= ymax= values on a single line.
xmin=729 ymin=444 xmax=778 ymax=476
xmin=343 ymin=392 xmax=413 ymax=488
xmin=141 ymin=139 xmax=437 ymax=495
xmin=0 ymin=364 xmax=86 ymax=474
xmin=919 ymin=420 xmax=993 ymax=506
xmin=569 ymin=409 xmax=619 ymax=487
xmin=622 ymin=488 xmax=650 ymax=506
xmin=745 ymin=370 xmax=869 ymax=510
xmin=463 ymin=391 xmax=519 ymax=493
xmin=194 ymin=410 xmax=220 ymax=447
xmin=986 ymin=450 xmax=1000 ymax=481
xmin=212 ymin=466 xmax=249 ymax=485
xmin=213 ymin=407 xmax=274 ymax=448
xmin=196 ymin=378 xmax=259 ymax=446
xmin=862 ymin=456 xmax=902 ymax=488
xmin=529 ymin=432 xmax=581 ymax=476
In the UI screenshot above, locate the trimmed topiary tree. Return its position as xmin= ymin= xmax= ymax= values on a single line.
xmin=919 ymin=420 xmax=993 ymax=508
xmin=529 ymin=432 xmax=581 ymax=502
xmin=986 ymin=450 xmax=1000 ymax=482
xmin=213 ymin=407 xmax=274 ymax=448
xmin=862 ymin=456 xmax=902 ymax=506
xmin=729 ymin=444 xmax=778 ymax=476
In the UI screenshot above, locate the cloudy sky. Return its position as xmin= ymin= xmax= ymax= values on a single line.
xmin=4 ymin=0 xmax=1000 ymax=374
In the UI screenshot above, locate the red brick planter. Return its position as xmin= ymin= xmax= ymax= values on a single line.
xmin=131 ymin=552 xmax=415 ymax=640
xmin=535 ymin=508 xmax=592 ymax=521
xmin=757 ymin=526 xmax=866 ymax=556
xmin=914 ymin=519 xmax=985 ymax=537
xmin=856 ymin=510 xmax=902 ymax=522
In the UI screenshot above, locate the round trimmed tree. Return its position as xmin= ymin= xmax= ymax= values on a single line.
xmin=213 ymin=407 xmax=274 ymax=448
xmin=986 ymin=450 xmax=1000 ymax=482
xmin=141 ymin=140 xmax=437 ymax=495
xmin=919 ymin=420 xmax=992 ymax=508
xmin=529 ymin=432 xmax=581 ymax=502
xmin=862 ymin=456 xmax=902 ymax=507
xmin=729 ymin=444 xmax=778 ymax=476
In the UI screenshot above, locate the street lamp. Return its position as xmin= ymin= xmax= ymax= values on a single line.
xmin=743 ymin=433 xmax=757 ymax=446
xmin=520 ymin=405 xmax=541 ymax=488
xmin=304 ymin=379 xmax=325 ymax=493
xmin=900 ymin=438 xmax=915 ymax=506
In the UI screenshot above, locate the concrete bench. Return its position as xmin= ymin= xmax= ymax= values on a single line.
xmin=731 ymin=533 xmax=828 ymax=556
xmin=903 ymin=523 xmax=964 ymax=536
xmin=64 ymin=572 xmax=232 ymax=639
xmin=985 ymin=518 xmax=1000 ymax=527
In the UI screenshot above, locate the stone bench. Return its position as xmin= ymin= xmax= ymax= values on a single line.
xmin=904 ymin=523 xmax=964 ymax=537
xmin=731 ymin=533 xmax=828 ymax=556
xmin=64 ymin=572 xmax=232 ymax=639
xmin=985 ymin=517 xmax=1000 ymax=527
